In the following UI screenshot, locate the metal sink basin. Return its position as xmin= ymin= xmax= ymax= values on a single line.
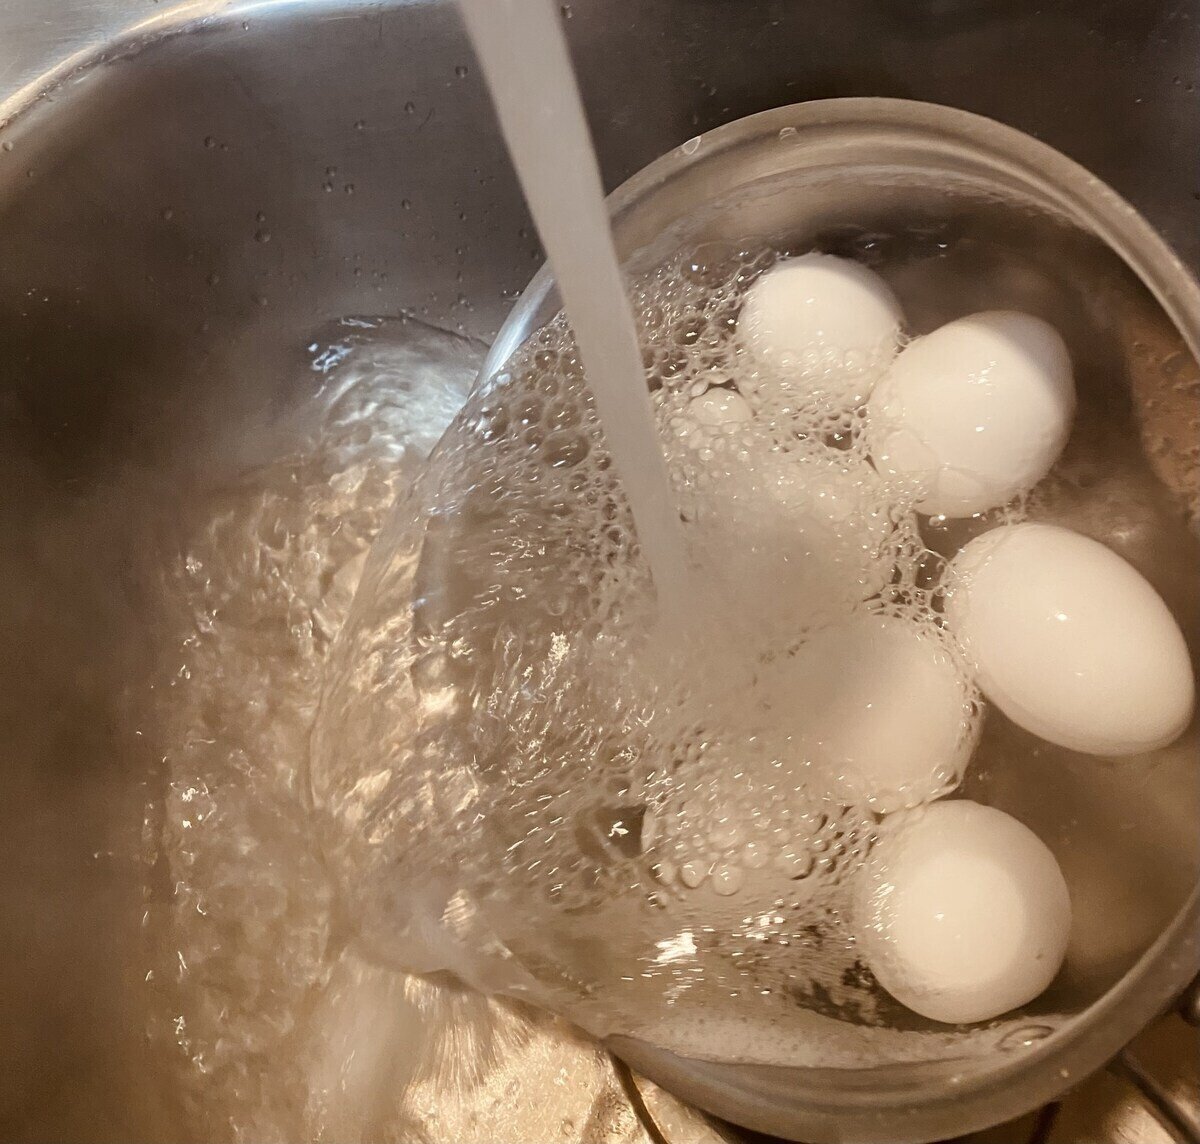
xmin=1 ymin=3 xmax=1197 ymax=1142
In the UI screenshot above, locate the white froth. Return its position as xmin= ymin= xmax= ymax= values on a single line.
xmin=777 ymin=612 xmax=977 ymax=812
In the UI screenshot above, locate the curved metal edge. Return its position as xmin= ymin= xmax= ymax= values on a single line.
xmin=1182 ymin=973 xmax=1200 ymax=1027
xmin=489 ymin=98 xmax=1200 ymax=383
xmin=0 ymin=0 xmax=389 ymax=131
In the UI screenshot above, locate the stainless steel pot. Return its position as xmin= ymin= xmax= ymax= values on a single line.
xmin=485 ymin=95 xmax=1200 ymax=1143
xmin=1 ymin=3 xmax=1197 ymax=1143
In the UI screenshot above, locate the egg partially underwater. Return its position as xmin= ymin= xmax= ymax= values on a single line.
xmin=945 ymin=522 xmax=1194 ymax=756
xmin=739 ymin=253 xmax=904 ymax=408
xmin=777 ymin=612 xmax=977 ymax=813
xmin=869 ymin=311 xmax=1074 ymax=518
xmin=857 ymin=800 xmax=1071 ymax=1025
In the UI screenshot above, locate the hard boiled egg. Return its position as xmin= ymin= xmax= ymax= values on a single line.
xmin=869 ymin=311 xmax=1074 ymax=517
xmin=777 ymin=612 xmax=976 ymax=813
xmin=685 ymin=388 xmax=753 ymax=430
xmin=693 ymin=450 xmax=896 ymax=627
xmin=739 ymin=253 xmax=904 ymax=408
xmin=857 ymin=800 xmax=1071 ymax=1024
xmin=945 ymin=522 xmax=1194 ymax=755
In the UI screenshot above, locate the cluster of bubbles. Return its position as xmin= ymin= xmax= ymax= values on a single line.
xmin=311 ymin=242 xmax=984 ymax=1048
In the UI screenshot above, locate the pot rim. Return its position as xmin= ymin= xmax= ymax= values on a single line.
xmin=487 ymin=96 xmax=1200 ymax=1144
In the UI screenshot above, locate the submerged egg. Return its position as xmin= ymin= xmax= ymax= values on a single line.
xmin=739 ymin=253 xmax=904 ymax=407
xmin=694 ymin=450 xmax=897 ymax=624
xmin=945 ymin=522 xmax=1195 ymax=756
xmin=778 ymin=613 xmax=976 ymax=812
xmin=857 ymin=800 xmax=1071 ymax=1024
xmin=869 ymin=311 xmax=1074 ymax=517
xmin=685 ymin=387 xmax=753 ymax=429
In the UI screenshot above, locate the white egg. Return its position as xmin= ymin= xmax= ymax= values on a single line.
xmin=686 ymin=388 xmax=753 ymax=429
xmin=868 ymin=311 xmax=1075 ymax=517
xmin=857 ymin=800 xmax=1071 ymax=1025
xmin=945 ymin=522 xmax=1194 ymax=756
xmin=777 ymin=613 xmax=976 ymax=812
xmin=739 ymin=253 xmax=904 ymax=407
xmin=694 ymin=451 xmax=896 ymax=625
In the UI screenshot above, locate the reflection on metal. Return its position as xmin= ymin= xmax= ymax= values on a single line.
xmin=1181 ymin=974 xmax=1200 ymax=1027
xmin=1109 ymin=1049 xmax=1200 ymax=1144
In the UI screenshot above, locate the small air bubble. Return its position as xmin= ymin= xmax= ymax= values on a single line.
xmin=999 ymin=1024 xmax=1054 ymax=1051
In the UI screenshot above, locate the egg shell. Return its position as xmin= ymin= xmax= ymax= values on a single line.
xmin=695 ymin=451 xmax=897 ymax=622
xmin=945 ymin=522 xmax=1194 ymax=756
xmin=739 ymin=253 xmax=904 ymax=408
xmin=869 ymin=311 xmax=1074 ymax=517
xmin=857 ymin=800 xmax=1071 ymax=1025
xmin=778 ymin=612 xmax=976 ymax=812
xmin=686 ymin=388 xmax=753 ymax=429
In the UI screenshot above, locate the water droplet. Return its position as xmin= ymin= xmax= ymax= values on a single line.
xmin=561 ymin=3 xmax=573 ymax=16
xmin=455 ymin=65 xmax=469 ymax=78
xmin=241 ymin=19 xmax=250 ymax=31
xmin=206 ymin=273 xmax=220 ymax=287
xmin=254 ymin=228 xmax=271 ymax=243
xmin=404 ymin=101 xmax=416 ymax=114
xmin=322 ymin=182 xmax=334 ymax=193
xmin=354 ymin=119 xmax=367 ymax=130
xmin=401 ymin=198 xmax=412 ymax=210
xmin=344 ymin=183 xmax=356 ymax=195
xmin=203 ymin=136 xmax=216 ymax=149
xmin=711 ymin=862 xmax=744 ymax=896
xmin=680 ymin=135 xmax=702 ymax=156
xmin=1 ymin=141 xmax=13 ymax=153
xmin=325 ymin=165 xmax=338 ymax=176
xmin=778 ymin=126 xmax=798 ymax=141
xmin=679 ymin=860 xmax=706 ymax=888
xmin=161 ymin=208 xmax=174 ymax=221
